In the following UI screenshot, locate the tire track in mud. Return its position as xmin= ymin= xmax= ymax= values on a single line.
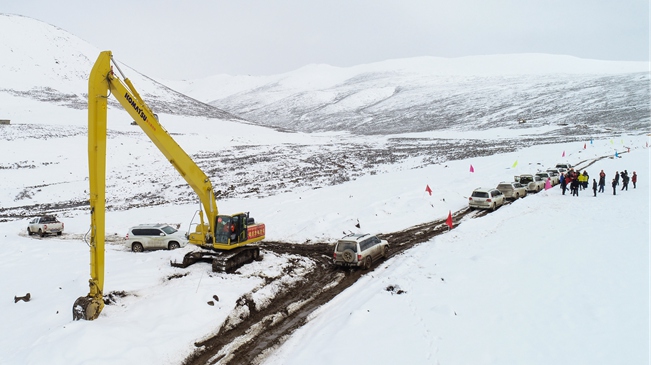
xmin=182 ymin=207 xmax=489 ymax=365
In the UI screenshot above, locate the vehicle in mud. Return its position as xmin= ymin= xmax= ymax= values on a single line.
xmin=536 ymin=171 xmax=559 ymax=186
xmin=514 ymin=174 xmax=546 ymax=192
xmin=555 ymin=163 xmax=572 ymax=173
xmin=333 ymin=233 xmax=389 ymax=270
xmin=546 ymin=168 xmax=561 ymax=180
xmin=468 ymin=188 xmax=505 ymax=211
xmin=495 ymin=182 xmax=527 ymax=200
xmin=125 ymin=224 xmax=188 ymax=252
xmin=27 ymin=215 xmax=64 ymax=237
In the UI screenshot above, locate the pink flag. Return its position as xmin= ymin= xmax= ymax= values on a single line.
xmin=562 ymin=151 xmax=565 ymax=157
xmin=425 ymin=185 xmax=432 ymax=196
xmin=469 ymin=165 xmax=474 ymax=173
xmin=545 ymin=178 xmax=551 ymax=190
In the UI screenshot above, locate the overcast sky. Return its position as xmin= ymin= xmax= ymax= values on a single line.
xmin=3 ymin=0 xmax=649 ymax=80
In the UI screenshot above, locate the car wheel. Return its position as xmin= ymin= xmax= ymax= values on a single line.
xmin=490 ymin=203 xmax=496 ymax=211
xmin=515 ymin=193 xmax=520 ymax=199
xmin=168 ymin=242 xmax=180 ymax=250
xmin=381 ymin=245 xmax=388 ymax=259
xmin=363 ymin=256 xmax=372 ymax=270
xmin=27 ymin=228 xmax=32 ymax=236
xmin=39 ymin=229 xmax=45 ymax=237
xmin=132 ymin=243 xmax=144 ymax=252
xmin=57 ymin=232 xmax=62 ymax=236
xmin=342 ymin=249 xmax=355 ymax=263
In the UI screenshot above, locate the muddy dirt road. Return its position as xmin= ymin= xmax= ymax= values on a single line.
xmin=181 ymin=207 xmax=489 ymax=365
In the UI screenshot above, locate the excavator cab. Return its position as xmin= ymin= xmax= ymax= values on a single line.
xmin=214 ymin=214 xmax=247 ymax=244
xmin=172 ymin=212 xmax=265 ymax=272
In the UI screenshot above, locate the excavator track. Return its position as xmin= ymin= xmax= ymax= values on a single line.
xmin=171 ymin=246 xmax=262 ymax=273
xmin=212 ymin=247 xmax=261 ymax=273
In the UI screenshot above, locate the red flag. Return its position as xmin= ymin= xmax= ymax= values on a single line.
xmin=583 ymin=143 xmax=586 ymax=149
xmin=469 ymin=164 xmax=474 ymax=173
xmin=562 ymin=151 xmax=565 ymax=157
xmin=425 ymin=185 xmax=432 ymax=196
xmin=446 ymin=211 xmax=453 ymax=229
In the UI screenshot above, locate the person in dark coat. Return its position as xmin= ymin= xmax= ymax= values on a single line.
xmin=571 ymin=178 xmax=579 ymax=196
xmin=612 ymin=178 xmax=617 ymax=195
xmin=582 ymin=171 xmax=589 ymax=190
xmin=598 ymin=170 xmax=606 ymax=193
xmin=621 ymin=170 xmax=629 ymax=191
xmin=592 ymin=179 xmax=597 ymax=197
xmin=632 ymin=171 xmax=637 ymax=188
xmin=615 ymin=171 xmax=620 ymax=186
xmin=560 ymin=173 xmax=567 ymax=195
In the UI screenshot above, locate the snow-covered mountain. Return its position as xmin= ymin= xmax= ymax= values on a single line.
xmin=0 ymin=13 xmax=237 ymax=120
xmin=1 ymin=13 xmax=649 ymax=218
xmin=2 ymin=13 xmax=649 ymax=136
xmin=165 ymin=56 xmax=650 ymax=135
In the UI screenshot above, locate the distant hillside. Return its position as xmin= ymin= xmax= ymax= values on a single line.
xmin=0 ymin=14 xmax=238 ymax=120
xmin=168 ymin=55 xmax=650 ymax=135
xmin=1 ymin=14 xmax=649 ymax=136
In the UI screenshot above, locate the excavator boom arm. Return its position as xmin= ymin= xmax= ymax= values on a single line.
xmin=74 ymin=51 xmax=218 ymax=320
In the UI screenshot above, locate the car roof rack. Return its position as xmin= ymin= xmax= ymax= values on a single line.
xmin=340 ymin=232 xmax=370 ymax=239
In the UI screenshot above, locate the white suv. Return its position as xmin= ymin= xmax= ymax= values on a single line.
xmin=495 ymin=182 xmax=527 ymax=200
xmin=125 ymin=224 xmax=188 ymax=252
xmin=333 ymin=233 xmax=389 ymax=270
xmin=468 ymin=188 xmax=505 ymax=211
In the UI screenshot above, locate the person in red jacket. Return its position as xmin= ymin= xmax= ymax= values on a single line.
xmin=632 ymin=171 xmax=638 ymax=188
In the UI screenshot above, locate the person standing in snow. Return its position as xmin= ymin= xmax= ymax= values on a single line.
xmin=582 ymin=171 xmax=589 ymax=190
xmin=576 ymin=171 xmax=585 ymax=190
xmin=598 ymin=170 xmax=606 ymax=193
xmin=632 ymin=171 xmax=637 ymax=188
xmin=560 ymin=173 xmax=567 ymax=195
xmin=621 ymin=170 xmax=629 ymax=191
xmin=615 ymin=171 xmax=620 ymax=186
xmin=571 ymin=178 xmax=579 ymax=196
xmin=612 ymin=178 xmax=617 ymax=195
xmin=592 ymin=179 xmax=597 ymax=197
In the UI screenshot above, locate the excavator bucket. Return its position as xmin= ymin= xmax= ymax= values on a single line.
xmin=73 ymin=295 xmax=104 ymax=321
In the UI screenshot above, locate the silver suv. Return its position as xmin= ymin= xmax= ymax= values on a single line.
xmin=125 ymin=224 xmax=188 ymax=252
xmin=333 ymin=233 xmax=389 ymax=270
xmin=469 ymin=188 xmax=505 ymax=211
xmin=495 ymin=182 xmax=527 ymax=199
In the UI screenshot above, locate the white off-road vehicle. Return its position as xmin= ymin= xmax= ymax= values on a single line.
xmin=515 ymin=174 xmax=546 ymax=192
xmin=333 ymin=233 xmax=389 ymax=270
xmin=125 ymin=224 xmax=188 ymax=252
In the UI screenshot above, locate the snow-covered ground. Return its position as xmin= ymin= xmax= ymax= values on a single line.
xmin=264 ymin=140 xmax=650 ymax=365
xmin=1 ymin=127 xmax=648 ymax=364
xmin=0 ymin=13 xmax=649 ymax=365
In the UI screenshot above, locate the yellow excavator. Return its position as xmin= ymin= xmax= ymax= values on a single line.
xmin=73 ymin=51 xmax=265 ymax=321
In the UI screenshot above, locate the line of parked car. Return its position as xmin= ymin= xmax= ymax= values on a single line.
xmin=468 ymin=163 xmax=569 ymax=211
xmin=334 ymin=163 xmax=574 ymax=272
xmin=26 ymin=216 xmax=188 ymax=253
